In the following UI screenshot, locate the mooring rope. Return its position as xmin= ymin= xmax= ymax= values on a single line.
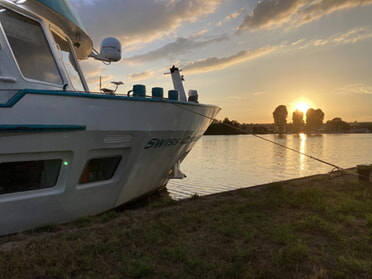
xmin=164 ymin=100 xmax=364 ymax=178
xmin=214 ymin=121 xmax=364 ymax=178
xmin=115 ymin=92 xmax=366 ymax=180
xmin=4 ymin=87 xmax=365 ymax=180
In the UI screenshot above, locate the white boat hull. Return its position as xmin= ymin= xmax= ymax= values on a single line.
xmin=0 ymin=91 xmax=219 ymax=235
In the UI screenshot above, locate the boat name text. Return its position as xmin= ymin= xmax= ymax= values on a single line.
xmin=144 ymin=136 xmax=201 ymax=149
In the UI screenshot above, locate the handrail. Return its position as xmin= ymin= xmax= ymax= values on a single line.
xmin=0 ymin=76 xmax=17 ymax=83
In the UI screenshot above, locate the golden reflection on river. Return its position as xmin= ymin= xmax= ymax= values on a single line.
xmin=299 ymin=133 xmax=306 ymax=172
xmin=167 ymin=134 xmax=372 ymax=199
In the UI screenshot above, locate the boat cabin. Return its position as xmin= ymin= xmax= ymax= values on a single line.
xmin=0 ymin=0 xmax=92 ymax=92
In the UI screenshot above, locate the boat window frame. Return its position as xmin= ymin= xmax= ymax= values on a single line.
xmin=0 ymin=17 xmax=20 ymax=83
xmin=79 ymin=156 xmax=122 ymax=185
xmin=0 ymin=159 xmax=62 ymax=195
xmin=50 ymin=27 xmax=88 ymax=92
xmin=0 ymin=6 xmax=65 ymax=86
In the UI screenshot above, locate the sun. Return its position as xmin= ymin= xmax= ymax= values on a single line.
xmin=295 ymin=102 xmax=310 ymax=114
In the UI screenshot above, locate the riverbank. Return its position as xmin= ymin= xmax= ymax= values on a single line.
xmin=0 ymin=169 xmax=371 ymax=278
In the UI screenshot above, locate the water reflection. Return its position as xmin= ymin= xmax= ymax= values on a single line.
xmin=167 ymin=134 xmax=372 ymax=199
xmin=291 ymin=133 xmax=307 ymax=175
xmin=299 ymin=133 xmax=306 ymax=172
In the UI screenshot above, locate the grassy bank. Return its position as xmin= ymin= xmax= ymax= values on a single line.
xmin=0 ymin=171 xmax=371 ymax=278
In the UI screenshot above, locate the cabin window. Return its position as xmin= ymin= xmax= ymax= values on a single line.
xmin=0 ymin=8 xmax=62 ymax=84
xmin=52 ymin=32 xmax=85 ymax=91
xmin=79 ymin=156 xmax=121 ymax=184
xmin=0 ymin=159 xmax=61 ymax=195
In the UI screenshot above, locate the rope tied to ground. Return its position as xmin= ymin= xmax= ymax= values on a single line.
xmin=217 ymin=121 xmax=369 ymax=180
xmin=130 ymin=94 xmax=368 ymax=181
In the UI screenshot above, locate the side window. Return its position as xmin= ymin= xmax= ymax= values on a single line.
xmin=52 ymin=32 xmax=85 ymax=91
xmin=0 ymin=159 xmax=61 ymax=194
xmin=79 ymin=156 xmax=122 ymax=184
xmin=0 ymin=7 xmax=62 ymax=84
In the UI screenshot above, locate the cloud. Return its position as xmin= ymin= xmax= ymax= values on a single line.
xmin=79 ymin=24 xmax=371 ymax=86
xmin=79 ymin=61 xmax=105 ymax=80
xmin=238 ymin=0 xmax=303 ymax=31
xmin=128 ymin=71 xmax=154 ymax=81
xmin=183 ymin=46 xmax=276 ymax=73
xmin=252 ymin=91 xmax=265 ymax=96
xmin=293 ymin=27 xmax=372 ymax=49
xmin=335 ymin=83 xmax=372 ymax=95
xmin=331 ymin=27 xmax=372 ymax=44
xmin=180 ymin=25 xmax=371 ymax=75
xmin=217 ymin=8 xmax=246 ymax=26
xmin=70 ymin=0 xmax=222 ymax=47
xmin=295 ymin=0 xmax=372 ymax=26
xmin=125 ymin=33 xmax=227 ymax=63
xmin=238 ymin=0 xmax=372 ymax=32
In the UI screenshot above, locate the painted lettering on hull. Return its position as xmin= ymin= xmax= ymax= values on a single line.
xmin=144 ymin=136 xmax=201 ymax=149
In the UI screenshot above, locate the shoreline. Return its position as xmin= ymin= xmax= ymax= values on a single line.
xmin=0 ymin=168 xmax=371 ymax=278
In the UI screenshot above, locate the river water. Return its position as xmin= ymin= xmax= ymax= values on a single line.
xmin=167 ymin=133 xmax=372 ymax=199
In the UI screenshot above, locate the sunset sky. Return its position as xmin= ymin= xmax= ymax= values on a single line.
xmin=70 ymin=0 xmax=372 ymax=123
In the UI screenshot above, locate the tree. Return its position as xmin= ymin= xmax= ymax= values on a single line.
xmin=306 ymin=108 xmax=324 ymax=132
xmin=273 ymin=105 xmax=288 ymax=134
xmin=325 ymin=117 xmax=351 ymax=133
xmin=252 ymin=125 xmax=269 ymax=134
xmin=292 ymin=109 xmax=305 ymax=133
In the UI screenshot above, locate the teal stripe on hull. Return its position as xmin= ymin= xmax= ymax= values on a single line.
xmin=0 ymin=125 xmax=86 ymax=133
xmin=0 ymin=89 xmax=200 ymax=108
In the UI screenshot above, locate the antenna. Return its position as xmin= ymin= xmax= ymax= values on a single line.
xmin=99 ymin=77 xmax=124 ymax=94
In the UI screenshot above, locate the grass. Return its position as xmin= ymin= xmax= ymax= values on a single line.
xmin=0 ymin=171 xmax=371 ymax=278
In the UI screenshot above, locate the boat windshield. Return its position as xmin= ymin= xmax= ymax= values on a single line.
xmin=0 ymin=7 xmax=63 ymax=84
xmin=52 ymin=32 xmax=86 ymax=91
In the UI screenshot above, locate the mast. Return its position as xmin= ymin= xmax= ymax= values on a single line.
xmin=170 ymin=66 xmax=187 ymax=102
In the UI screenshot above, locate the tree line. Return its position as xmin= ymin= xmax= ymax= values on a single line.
xmin=273 ymin=105 xmax=326 ymax=134
xmin=273 ymin=105 xmax=351 ymax=134
xmin=204 ymin=105 xmax=372 ymax=135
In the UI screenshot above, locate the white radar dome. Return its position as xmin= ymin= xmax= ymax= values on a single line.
xmin=100 ymin=37 xmax=121 ymax=62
